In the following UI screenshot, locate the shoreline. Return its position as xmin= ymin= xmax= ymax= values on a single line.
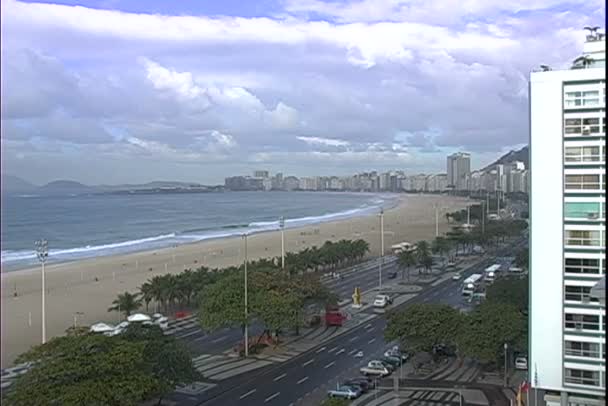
xmin=0 ymin=194 xmax=471 ymax=367
xmin=1 ymin=192 xmax=400 ymax=272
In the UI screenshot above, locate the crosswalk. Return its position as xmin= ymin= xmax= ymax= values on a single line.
xmin=165 ymin=314 xmax=199 ymax=336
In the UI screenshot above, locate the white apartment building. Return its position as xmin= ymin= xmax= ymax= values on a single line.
xmin=447 ymin=152 xmax=471 ymax=190
xmin=530 ymin=30 xmax=605 ymax=406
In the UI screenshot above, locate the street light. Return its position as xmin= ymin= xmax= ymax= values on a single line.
xmin=242 ymin=234 xmax=249 ymax=358
xmin=279 ymin=216 xmax=285 ymax=270
xmin=503 ymin=343 xmax=508 ymax=387
xmin=35 ymin=239 xmax=48 ymax=344
xmin=378 ymin=209 xmax=385 ymax=290
xmin=73 ymin=311 xmax=84 ymax=328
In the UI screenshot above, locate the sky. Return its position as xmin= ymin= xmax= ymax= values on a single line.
xmin=0 ymin=0 xmax=604 ymax=185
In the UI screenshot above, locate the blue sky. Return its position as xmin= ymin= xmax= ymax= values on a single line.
xmin=1 ymin=0 xmax=605 ymax=185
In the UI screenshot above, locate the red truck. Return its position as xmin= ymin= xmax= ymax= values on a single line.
xmin=324 ymin=305 xmax=347 ymax=327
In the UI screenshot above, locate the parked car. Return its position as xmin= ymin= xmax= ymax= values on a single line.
xmin=360 ymin=364 xmax=391 ymax=377
xmin=368 ymin=360 xmax=395 ymax=371
xmin=384 ymin=349 xmax=409 ymax=361
xmin=381 ymin=356 xmax=402 ymax=367
xmin=344 ymin=378 xmax=374 ymax=391
xmin=327 ymin=385 xmax=362 ymax=399
xmin=515 ymin=357 xmax=528 ymax=370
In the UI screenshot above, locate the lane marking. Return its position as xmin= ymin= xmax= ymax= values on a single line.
xmin=348 ymin=336 xmax=359 ymax=342
xmin=211 ymin=336 xmax=228 ymax=343
xmin=265 ymin=392 xmax=280 ymax=403
xmin=315 ymin=347 xmax=326 ymax=353
xmin=176 ymin=329 xmax=202 ymax=339
xmin=297 ymin=376 xmax=309 ymax=384
xmin=324 ymin=361 xmax=336 ymax=369
xmin=336 ymin=348 xmax=345 ymax=355
xmin=239 ymin=389 xmax=256 ymax=399
xmin=273 ymin=373 xmax=286 ymax=381
xmin=302 ymin=359 xmax=315 ymax=367
xmin=365 ymin=324 xmax=373 ymax=329
xmin=328 ymin=346 xmax=338 ymax=353
xmin=348 ymin=349 xmax=358 ymax=355
xmin=368 ymin=338 xmax=376 ymax=344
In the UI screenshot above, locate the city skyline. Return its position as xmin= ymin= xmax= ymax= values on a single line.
xmin=1 ymin=0 xmax=603 ymax=185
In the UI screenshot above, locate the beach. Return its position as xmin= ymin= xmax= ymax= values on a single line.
xmin=0 ymin=194 xmax=470 ymax=367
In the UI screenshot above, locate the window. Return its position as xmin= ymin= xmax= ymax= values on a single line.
xmin=565 ymin=258 xmax=600 ymax=274
xmin=565 ymin=314 xmax=600 ymax=330
xmin=565 ymin=285 xmax=598 ymax=303
xmin=565 ymin=341 xmax=601 ymax=358
xmin=564 ymin=202 xmax=602 ymax=219
xmin=565 ymin=90 xmax=601 ymax=108
xmin=564 ymin=117 xmax=603 ymax=135
xmin=565 ymin=174 xmax=601 ymax=190
xmin=565 ymin=368 xmax=601 ymax=386
xmin=565 ymin=230 xmax=601 ymax=246
xmin=564 ymin=146 xmax=602 ymax=162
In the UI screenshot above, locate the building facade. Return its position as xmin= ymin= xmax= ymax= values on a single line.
xmin=447 ymin=152 xmax=471 ymax=190
xmin=529 ymin=31 xmax=605 ymax=406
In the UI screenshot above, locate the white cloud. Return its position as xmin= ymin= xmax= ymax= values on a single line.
xmin=296 ymin=136 xmax=350 ymax=148
xmin=263 ymin=102 xmax=299 ymax=129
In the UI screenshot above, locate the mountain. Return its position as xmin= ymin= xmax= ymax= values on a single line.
xmin=1 ymin=175 xmax=37 ymax=194
xmin=38 ymin=180 xmax=97 ymax=195
xmin=482 ymin=146 xmax=529 ymax=171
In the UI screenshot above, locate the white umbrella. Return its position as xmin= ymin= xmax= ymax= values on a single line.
xmin=127 ymin=313 xmax=152 ymax=322
xmin=116 ymin=321 xmax=130 ymax=329
xmin=90 ymin=322 xmax=115 ymax=333
xmin=152 ymin=313 xmax=163 ymax=319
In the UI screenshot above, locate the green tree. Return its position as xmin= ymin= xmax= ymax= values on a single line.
xmin=415 ymin=240 xmax=432 ymax=274
xmin=385 ymin=304 xmax=464 ymax=353
xmin=515 ymin=248 xmax=529 ymax=269
xmin=198 ymin=270 xmax=248 ymax=332
xmin=108 ymin=291 xmax=142 ymax=317
xmin=397 ymin=250 xmax=417 ymax=281
xmin=456 ymin=302 xmax=526 ymax=366
xmin=486 ymin=275 xmax=529 ymax=315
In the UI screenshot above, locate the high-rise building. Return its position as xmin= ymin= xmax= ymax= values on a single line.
xmin=254 ymin=170 xmax=270 ymax=178
xmin=529 ymin=31 xmax=605 ymax=405
xmin=447 ymin=152 xmax=471 ymax=190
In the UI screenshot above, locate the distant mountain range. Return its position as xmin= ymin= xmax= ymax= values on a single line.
xmin=481 ymin=146 xmax=529 ymax=172
xmin=1 ymin=175 xmax=219 ymax=196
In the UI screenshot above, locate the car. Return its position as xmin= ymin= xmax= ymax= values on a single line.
xmin=327 ymin=385 xmax=361 ymax=399
xmin=381 ymin=356 xmax=402 ymax=367
xmin=515 ymin=357 xmax=528 ymax=370
xmin=360 ymin=365 xmax=391 ymax=377
xmin=373 ymin=294 xmax=391 ymax=308
xmin=388 ymin=271 xmax=397 ymax=279
xmin=368 ymin=360 xmax=395 ymax=371
xmin=384 ymin=349 xmax=409 ymax=361
xmin=452 ymin=273 xmax=462 ymax=280
xmin=343 ymin=380 xmax=370 ymax=393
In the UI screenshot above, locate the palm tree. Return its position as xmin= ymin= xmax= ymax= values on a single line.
xmin=397 ymin=250 xmax=417 ymax=281
xmin=139 ymin=282 xmax=154 ymax=312
xmin=108 ymin=291 xmax=142 ymax=317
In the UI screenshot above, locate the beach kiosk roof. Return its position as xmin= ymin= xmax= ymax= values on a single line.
xmin=90 ymin=322 xmax=115 ymax=333
xmin=127 ymin=313 xmax=152 ymax=322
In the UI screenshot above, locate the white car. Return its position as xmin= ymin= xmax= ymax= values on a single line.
xmin=515 ymin=357 xmax=528 ymax=370
xmin=452 ymin=273 xmax=462 ymax=281
xmin=373 ymin=295 xmax=391 ymax=308
xmin=360 ymin=365 xmax=391 ymax=377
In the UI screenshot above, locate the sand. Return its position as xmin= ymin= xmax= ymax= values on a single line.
xmin=0 ymin=194 xmax=470 ymax=367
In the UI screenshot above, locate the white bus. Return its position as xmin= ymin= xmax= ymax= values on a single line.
xmin=391 ymin=242 xmax=415 ymax=255
xmin=462 ymin=274 xmax=483 ymax=296
xmin=484 ymin=264 xmax=501 ymax=284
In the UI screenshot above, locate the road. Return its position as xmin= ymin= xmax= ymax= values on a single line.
xmin=178 ymin=237 xmax=527 ymax=406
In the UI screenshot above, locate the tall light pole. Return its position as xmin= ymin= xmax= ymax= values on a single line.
xmin=35 ymin=239 xmax=48 ymax=344
xmin=503 ymin=343 xmax=508 ymax=387
xmin=379 ymin=209 xmax=384 ymax=290
xmin=279 ymin=216 xmax=285 ymax=270
xmin=242 ymin=234 xmax=249 ymax=358
xmin=434 ymin=203 xmax=439 ymax=237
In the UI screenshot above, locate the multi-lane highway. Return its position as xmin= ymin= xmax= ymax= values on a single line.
xmin=169 ymin=237 xmax=527 ymax=406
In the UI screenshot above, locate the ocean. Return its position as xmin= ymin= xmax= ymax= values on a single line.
xmin=1 ymin=191 xmax=397 ymax=271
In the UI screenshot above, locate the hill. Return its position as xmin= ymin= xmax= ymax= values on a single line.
xmin=38 ymin=180 xmax=97 ymax=195
xmin=482 ymin=146 xmax=529 ymax=171
xmin=1 ymin=175 xmax=37 ymax=194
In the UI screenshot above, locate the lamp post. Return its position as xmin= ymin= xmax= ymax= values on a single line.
xmin=242 ymin=234 xmax=249 ymax=358
xmin=378 ymin=209 xmax=385 ymax=290
xmin=35 ymin=239 xmax=48 ymax=344
xmin=73 ymin=311 xmax=84 ymax=328
xmin=503 ymin=343 xmax=508 ymax=387
xmin=434 ymin=203 xmax=439 ymax=237
xmin=279 ymin=216 xmax=285 ymax=270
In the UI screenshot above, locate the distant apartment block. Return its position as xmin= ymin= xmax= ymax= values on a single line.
xmin=447 ymin=152 xmax=471 ymax=190
xmin=529 ymin=30 xmax=605 ymax=406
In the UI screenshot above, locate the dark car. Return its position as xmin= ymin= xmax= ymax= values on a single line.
xmin=381 ymin=356 xmax=402 ymax=367
xmin=388 ymin=271 xmax=397 ymax=279
xmin=343 ymin=380 xmax=370 ymax=393
xmin=345 ymin=378 xmax=375 ymax=390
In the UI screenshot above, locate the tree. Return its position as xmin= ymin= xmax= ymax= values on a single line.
xmin=456 ymin=302 xmax=526 ymax=367
xmin=198 ymin=270 xmax=248 ymax=333
xmin=515 ymin=248 xmax=529 ymax=269
xmin=385 ymin=304 xmax=464 ymax=353
xmin=485 ymin=275 xmax=529 ymax=315
xmin=415 ymin=240 xmax=432 ymax=273
xmin=108 ymin=291 xmax=142 ymax=317
xmin=397 ymin=250 xmax=417 ymax=281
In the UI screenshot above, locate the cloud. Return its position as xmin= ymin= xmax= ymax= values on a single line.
xmin=0 ymin=0 xmax=603 ymax=184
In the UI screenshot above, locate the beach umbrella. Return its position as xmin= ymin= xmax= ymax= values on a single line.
xmin=116 ymin=321 xmax=130 ymax=329
xmin=90 ymin=322 xmax=115 ymax=333
xmin=152 ymin=313 xmax=163 ymax=319
xmin=127 ymin=313 xmax=152 ymax=322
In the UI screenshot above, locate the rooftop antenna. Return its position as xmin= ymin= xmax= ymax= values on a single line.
xmin=583 ymin=26 xmax=601 ymax=40
xmin=540 ymin=65 xmax=551 ymax=71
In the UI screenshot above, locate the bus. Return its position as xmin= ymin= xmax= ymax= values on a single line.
xmin=484 ymin=264 xmax=501 ymax=284
xmin=391 ymin=242 xmax=415 ymax=255
xmin=462 ymin=274 xmax=483 ymax=296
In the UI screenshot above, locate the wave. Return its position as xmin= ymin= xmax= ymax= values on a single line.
xmin=2 ymin=194 xmax=398 ymax=269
